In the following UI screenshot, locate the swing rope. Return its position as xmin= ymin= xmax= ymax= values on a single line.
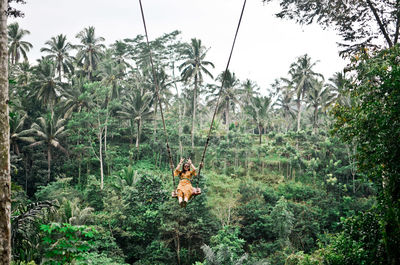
xmin=197 ymin=0 xmax=247 ymax=181
xmin=138 ymin=0 xmax=247 ymax=189
xmin=138 ymin=0 xmax=176 ymax=187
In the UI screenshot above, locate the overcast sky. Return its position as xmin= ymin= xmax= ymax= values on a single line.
xmin=10 ymin=0 xmax=347 ymax=93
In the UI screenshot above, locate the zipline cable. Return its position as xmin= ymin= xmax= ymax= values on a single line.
xmin=197 ymin=0 xmax=247 ymax=181
xmin=138 ymin=0 xmax=176 ymax=187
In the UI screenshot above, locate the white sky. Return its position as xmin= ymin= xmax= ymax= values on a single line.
xmin=10 ymin=0 xmax=347 ymax=93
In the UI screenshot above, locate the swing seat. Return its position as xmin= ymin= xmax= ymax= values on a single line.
xmin=171 ymin=188 xmax=202 ymax=198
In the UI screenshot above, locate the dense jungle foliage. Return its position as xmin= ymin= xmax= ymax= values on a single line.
xmin=7 ymin=2 xmax=400 ymax=263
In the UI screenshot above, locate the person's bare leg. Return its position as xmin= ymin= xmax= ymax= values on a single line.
xmin=178 ymin=196 xmax=183 ymax=205
xmin=182 ymin=195 xmax=189 ymax=207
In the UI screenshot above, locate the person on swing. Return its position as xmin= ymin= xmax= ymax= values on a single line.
xmin=174 ymin=158 xmax=197 ymax=207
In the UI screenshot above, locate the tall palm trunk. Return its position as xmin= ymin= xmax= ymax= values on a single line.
xmin=47 ymin=145 xmax=51 ymax=181
xmin=153 ymin=102 xmax=158 ymax=138
xmin=313 ymin=104 xmax=318 ymax=133
xmin=0 ymin=0 xmax=11 ymax=262
xmin=97 ymin=116 xmax=104 ymax=190
xmin=136 ymin=119 xmax=141 ymax=149
xmin=88 ymin=49 xmax=93 ymax=80
xmin=191 ymin=76 xmax=198 ymax=149
xmin=296 ymin=98 xmax=302 ymax=132
xmin=226 ymin=98 xmax=230 ymax=132
xmin=58 ymin=58 xmax=62 ymax=81
xmin=258 ymin=124 xmax=262 ymax=145
xmin=99 ymin=130 xmax=104 ymax=190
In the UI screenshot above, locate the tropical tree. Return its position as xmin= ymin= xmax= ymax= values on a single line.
xmin=306 ymin=80 xmax=335 ymax=132
xmin=13 ymin=60 xmax=32 ymax=86
xmin=75 ymin=26 xmax=105 ymax=80
xmin=98 ymin=49 xmax=123 ymax=100
xmin=117 ymin=85 xmax=153 ymax=149
xmin=32 ymin=57 xmax=63 ymax=109
xmin=245 ymin=96 xmax=272 ymax=144
xmin=110 ymin=40 xmax=131 ymax=75
xmin=327 ymin=71 xmax=348 ymax=105
xmin=58 ymin=198 xmax=94 ymax=225
xmin=7 ymin=22 xmax=32 ymax=64
xmin=239 ymin=79 xmax=260 ymax=107
xmin=213 ymin=70 xmax=242 ymax=132
xmin=288 ymin=54 xmax=323 ymax=132
xmin=200 ymin=226 xmax=247 ymax=265
xmin=61 ymin=77 xmax=90 ymax=118
xmin=23 ymin=112 xmax=69 ymax=181
xmin=274 ymin=80 xmax=296 ymax=132
xmin=179 ymin=38 xmax=214 ymax=148
xmin=332 ymin=46 xmax=400 ymax=264
xmin=270 ymin=196 xmax=294 ymax=248
xmin=40 ymin=34 xmax=74 ymax=80
xmin=0 ymin=2 xmax=11 ymax=262
xmin=10 ymin=112 xmax=34 ymax=155
xmin=263 ymin=0 xmax=400 ymax=55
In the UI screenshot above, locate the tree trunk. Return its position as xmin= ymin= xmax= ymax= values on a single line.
xmin=153 ymin=102 xmax=158 ymax=138
xmin=0 ymin=0 xmax=11 ymax=262
xmin=58 ymin=61 xmax=62 ymax=81
xmin=258 ymin=124 xmax=262 ymax=145
xmin=99 ymin=130 xmax=104 ymax=190
xmin=176 ymin=233 xmax=181 ymax=265
xmin=129 ymin=119 xmax=134 ymax=145
xmin=366 ymin=0 xmax=393 ymax=48
xmin=104 ymin=113 xmax=109 ymax=175
xmin=191 ymin=76 xmax=197 ymax=149
xmin=296 ymin=98 xmax=301 ymax=132
xmin=47 ymin=146 xmax=51 ymax=181
xmin=88 ymin=50 xmax=93 ymax=80
xmin=136 ymin=119 xmax=140 ymax=149
xmin=226 ymin=99 xmax=230 ymax=132
xmin=25 ymin=155 xmax=28 ymax=194
xmin=313 ymin=105 xmax=318 ymax=133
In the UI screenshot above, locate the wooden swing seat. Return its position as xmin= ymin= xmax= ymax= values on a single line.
xmin=171 ymin=188 xmax=202 ymax=198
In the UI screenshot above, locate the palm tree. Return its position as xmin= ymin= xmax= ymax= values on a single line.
xmin=98 ymin=49 xmax=122 ymax=100
xmin=7 ymin=22 xmax=33 ymax=64
xmin=179 ymin=38 xmax=215 ymax=148
xmin=288 ymin=54 xmax=323 ymax=132
xmin=240 ymin=79 xmax=260 ymax=106
xmin=307 ymin=81 xmax=335 ymax=132
xmin=10 ymin=112 xmax=34 ymax=155
xmin=59 ymin=198 xmax=94 ymax=225
xmin=110 ymin=40 xmax=131 ymax=75
xmin=117 ymin=87 xmax=153 ymax=149
xmin=60 ymin=77 xmax=90 ymax=118
xmin=40 ymin=34 xmax=74 ymax=80
xmin=327 ymin=71 xmax=348 ymax=104
xmin=245 ymin=96 xmax=273 ymax=144
xmin=210 ymin=70 xmax=242 ymax=132
xmin=275 ymin=89 xmax=296 ymax=132
xmin=14 ymin=60 xmax=32 ymax=86
xmin=75 ymin=26 xmax=105 ymax=80
xmin=22 ymin=112 xmax=68 ymax=181
xmin=32 ymin=57 xmax=63 ymax=109
xmin=274 ymin=79 xmax=296 ymax=132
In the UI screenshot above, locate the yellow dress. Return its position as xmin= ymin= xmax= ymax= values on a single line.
xmin=174 ymin=169 xmax=196 ymax=200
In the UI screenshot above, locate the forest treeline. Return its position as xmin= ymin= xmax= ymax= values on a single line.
xmin=8 ymin=1 xmax=400 ymax=263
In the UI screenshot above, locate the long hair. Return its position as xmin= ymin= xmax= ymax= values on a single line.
xmin=181 ymin=163 xmax=190 ymax=174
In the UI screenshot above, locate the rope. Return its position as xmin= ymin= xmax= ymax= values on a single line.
xmin=138 ymin=0 xmax=247 ymax=189
xmin=197 ymin=0 xmax=247 ymax=181
xmin=138 ymin=0 xmax=176 ymax=186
